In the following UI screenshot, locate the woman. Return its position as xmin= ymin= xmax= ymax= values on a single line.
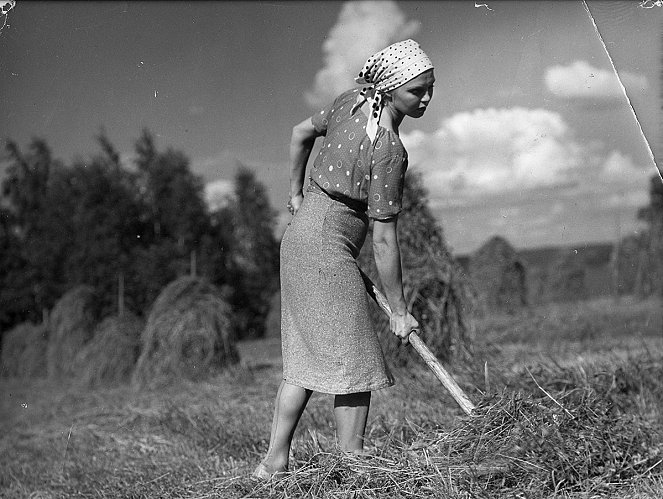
xmin=254 ymin=39 xmax=435 ymax=479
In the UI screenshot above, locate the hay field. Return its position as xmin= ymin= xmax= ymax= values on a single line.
xmin=1 ymin=296 xmax=662 ymax=498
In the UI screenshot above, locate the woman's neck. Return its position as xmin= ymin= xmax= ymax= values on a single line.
xmin=379 ymin=104 xmax=404 ymax=135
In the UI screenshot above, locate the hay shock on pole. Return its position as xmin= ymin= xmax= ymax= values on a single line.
xmin=360 ymin=268 xmax=475 ymax=416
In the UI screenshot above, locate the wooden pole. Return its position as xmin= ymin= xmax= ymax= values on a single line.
xmin=190 ymin=250 xmax=197 ymax=277
xmin=360 ymin=269 xmax=475 ymax=416
xmin=118 ymin=272 xmax=125 ymax=317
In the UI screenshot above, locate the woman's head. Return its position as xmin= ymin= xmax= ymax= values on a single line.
xmin=356 ymin=39 xmax=434 ymax=93
xmin=351 ymin=39 xmax=434 ymax=138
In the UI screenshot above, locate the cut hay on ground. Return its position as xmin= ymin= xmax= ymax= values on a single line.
xmin=132 ymin=276 xmax=239 ymax=386
xmin=409 ymin=356 xmax=663 ymax=495
xmin=469 ymin=235 xmax=527 ymax=314
xmin=74 ymin=312 xmax=143 ymax=387
xmin=359 ymin=171 xmax=475 ymax=365
xmin=234 ymin=355 xmax=663 ymax=498
xmin=46 ymin=285 xmax=99 ymax=379
xmin=0 ymin=321 xmax=48 ymax=378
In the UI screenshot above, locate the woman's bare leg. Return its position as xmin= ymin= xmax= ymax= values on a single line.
xmin=334 ymin=391 xmax=371 ymax=452
xmin=256 ymin=380 xmax=312 ymax=475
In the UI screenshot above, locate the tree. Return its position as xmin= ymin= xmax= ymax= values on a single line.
xmin=59 ymin=131 xmax=147 ymax=316
xmin=1 ymin=138 xmax=62 ymax=325
xmin=131 ymin=129 xmax=212 ymax=308
xmin=224 ymin=166 xmax=280 ymax=338
xmin=134 ymin=129 xmax=209 ymax=248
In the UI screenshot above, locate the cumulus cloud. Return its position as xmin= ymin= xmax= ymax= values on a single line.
xmin=544 ymin=60 xmax=648 ymax=100
xmin=401 ymin=107 xmax=583 ymax=204
xmin=304 ymin=0 xmax=420 ymax=108
xmin=400 ymin=107 xmax=654 ymax=252
xmin=400 ymin=106 xmax=653 ymax=210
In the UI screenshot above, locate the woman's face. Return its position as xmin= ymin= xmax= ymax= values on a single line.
xmin=390 ymin=69 xmax=435 ymax=119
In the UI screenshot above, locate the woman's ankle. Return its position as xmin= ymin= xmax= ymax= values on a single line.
xmin=260 ymin=453 xmax=289 ymax=473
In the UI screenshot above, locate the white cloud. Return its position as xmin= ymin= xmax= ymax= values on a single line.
xmin=304 ymin=0 xmax=420 ymax=108
xmin=401 ymin=106 xmax=653 ymax=213
xmin=204 ymin=179 xmax=234 ymax=211
xmin=601 ymin=150 xmax=649 ymax=181
xmin=402 ymin=107 xmax=583 ymax=202
xmin=402 ymin=107 xmax=654 ymax=253
xmin=544 ymin=60 xmax=648 ymax=100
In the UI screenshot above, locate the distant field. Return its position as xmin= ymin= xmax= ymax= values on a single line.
xmin=1 ymin=296 xmax=661 ymax=498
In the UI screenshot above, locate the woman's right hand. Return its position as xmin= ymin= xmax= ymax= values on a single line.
xmin=389 ymin=310 xmax=419 ymax=345
xmin=287 ymin=192 xmax=304 ymax=216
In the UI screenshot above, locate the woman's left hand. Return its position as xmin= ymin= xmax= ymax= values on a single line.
xmin=288 ymin=192 xmax=304 ymax=216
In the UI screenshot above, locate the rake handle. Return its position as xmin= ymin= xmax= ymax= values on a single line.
xmin=360 ymin=269 xmax=475 ymax=416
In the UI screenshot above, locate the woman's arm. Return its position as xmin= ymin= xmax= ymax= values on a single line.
xmin=288 ymin=117 xmax=320 ymax=214
xmin=372 ymin=217 xmax=419 ymax=343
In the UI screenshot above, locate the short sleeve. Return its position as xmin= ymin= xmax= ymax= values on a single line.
xmin=311 ymin=100 xmax=335 ymax=136
xmin=367 ymin=152 xmax=408 ymax=220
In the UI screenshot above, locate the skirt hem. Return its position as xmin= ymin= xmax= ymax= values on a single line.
xmin=282 ymin=376 xmax=394 ymax=395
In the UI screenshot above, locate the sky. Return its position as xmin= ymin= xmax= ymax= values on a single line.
xmin=1 ymin=0 xmax=661 ymax=255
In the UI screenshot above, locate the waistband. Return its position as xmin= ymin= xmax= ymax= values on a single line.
xmin=307 ymin=181 xmax=368 ymax=213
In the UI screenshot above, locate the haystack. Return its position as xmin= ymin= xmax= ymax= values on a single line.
xmin=469 ymin=235 xmax=528 ymax=314
xmin=46 ymin=285 xmax=98 ymax=378
xmin=132 ymin=276 xmax=239 ymax=386
xmin=74 ymin=312 xmax=142 ymax=387
xmin=358 ymin=171 xmax=475 ymax=365
xmin=545 ymin=249 xmax=588 ymax=303
xmin=0 ymin=321 xmax=48 ymax=378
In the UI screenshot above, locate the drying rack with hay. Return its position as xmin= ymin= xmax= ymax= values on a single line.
xmin=0 ymin=321 xmax=48 ymax=379
xmin=358 ymin=171 xmax=476 ymax=366
xmin=74 ymin=312 xmax=143 ymax=387
xmin=469 ymin=235 xmax=528 ymax=315
xmin=132 ymin=276 xmax=240 ymax=386
xmin=46 ymin=285 xmax=99 ymax=379
xmin=544 ymin=249 xmax=589 ymax=303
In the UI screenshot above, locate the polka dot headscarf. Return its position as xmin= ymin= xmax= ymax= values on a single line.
xmin=351 ymin=39 xmax=434 ymax=141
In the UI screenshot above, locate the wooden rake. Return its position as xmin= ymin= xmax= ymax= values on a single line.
xmin=360 ymin=269 xmax=475 ymax=416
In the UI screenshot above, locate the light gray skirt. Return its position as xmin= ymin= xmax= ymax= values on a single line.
xmin=280 ymin=188 xmax=393 ymax=394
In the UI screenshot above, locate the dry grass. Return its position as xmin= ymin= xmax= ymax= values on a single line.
xmin=1 ymin=296 xmax=662 ymax=498
xmin=132 ymin=276 xmax=240 ymax=387
xmin=0 ymin=321 xmax=48 ymax=379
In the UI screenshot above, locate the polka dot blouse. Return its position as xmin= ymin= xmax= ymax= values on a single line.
xmin=309 ymin=89 xmax=409 ymax=220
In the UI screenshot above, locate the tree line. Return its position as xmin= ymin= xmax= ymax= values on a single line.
xmin=0 ymin=130 xmax=280 ymax=339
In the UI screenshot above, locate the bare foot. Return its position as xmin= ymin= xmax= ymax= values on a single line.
xmin=251 ymin=462 xmax=288 ymax=481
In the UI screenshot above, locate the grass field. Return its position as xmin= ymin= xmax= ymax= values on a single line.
xmin=1 ymin=295 xmax=662 ymax=498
